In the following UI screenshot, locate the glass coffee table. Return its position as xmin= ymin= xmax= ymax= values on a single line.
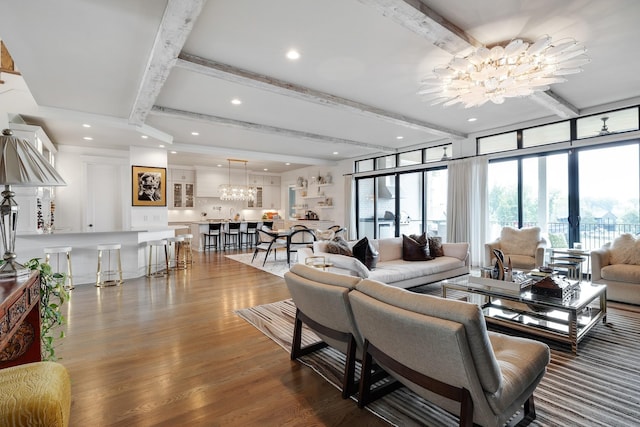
xmin=441 ymin=275 xmax=607 ymax=354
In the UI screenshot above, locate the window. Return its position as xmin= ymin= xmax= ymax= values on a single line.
xmin=376 ymin=155 xmax=396 ymax=170
xmin=398 ymin=150 xmax=422 ymax=166
xmin=425 ymin=169 xmax=448 ymax=240
xmin=478 ymin=132 xmax=517 ymax=155
xmin=522 ymin=122 xmax=570 ymax=148
xmin=356 ymin=159 xmax=374 ymax=173
xmin=576 ymin=107 xmax=639 ymax=139
xmin=425 ymin=144 xmax=452 ymax=162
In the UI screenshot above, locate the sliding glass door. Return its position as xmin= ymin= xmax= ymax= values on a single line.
xmin=578 ymin=144 xmax=639 ymax=249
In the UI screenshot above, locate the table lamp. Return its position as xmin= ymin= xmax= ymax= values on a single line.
xmin=0 ymin=129 xmax=66 ymax=278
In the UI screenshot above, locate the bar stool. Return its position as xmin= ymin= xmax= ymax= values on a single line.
xmin=43 ymin=246 xmax=74 ymax=290
xmin=167 ymin=236 xmax=186 ymax=270
xmin=203 ymin=223 xmax=221 ymax=251
xmin=224 ymin=222 xmax=241 ymax=250
xmin=146 ymin=240 xmax=169 ymax=277
xmin=182 ymin=233 xmax=194 ymax=267
xmin=96 ymin=243 xmax=123 ymax=287
xmin=242 ymin=222 xmax=258 ymax=248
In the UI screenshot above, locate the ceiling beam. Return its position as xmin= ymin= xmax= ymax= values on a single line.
xmin=175 ymin=53 xmax=466 ymax=139
xmin=150 ymin=105 xmax=397 ymax=153
xmin=529 ymin=91 xmax=580 ymax=119
xmin=128 ymin=0 xmax=206 ymax=126
xmin=173 ymin=143 xmax=334 ymax=166
xmin=360 ymin=0 xmax=580 ymax=118
xmin=356 ymin=0 xmax=480 ymax=55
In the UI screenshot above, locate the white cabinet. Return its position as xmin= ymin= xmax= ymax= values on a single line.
xmin=169 ymin=168 xmax=195 ymax=209
xmin=247 ymin=175 xmax=281 ymax=209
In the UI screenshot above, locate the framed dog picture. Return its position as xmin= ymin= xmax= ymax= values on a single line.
xmin=132 ymin=165 xmax=167 ymax=206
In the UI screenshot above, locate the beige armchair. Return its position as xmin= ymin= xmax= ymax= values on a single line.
xmin=350 ymin=279 xmax=550 ymax=427
xmin=485 ymin=226 xmax=546 ymax=271
xmin=284 ymin=264 xmax=363 ymax=398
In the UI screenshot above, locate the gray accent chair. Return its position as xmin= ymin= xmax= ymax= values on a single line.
xmin=349 ymin=279 xmax=550 ymax=427
xmin=284 ymin=264 xmax=369 ymax=398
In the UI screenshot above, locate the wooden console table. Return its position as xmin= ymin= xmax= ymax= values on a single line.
xmin=0 ymin=272 xmax=41 ymax=368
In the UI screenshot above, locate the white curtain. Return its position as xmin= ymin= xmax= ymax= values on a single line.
xmin=446 ymin=156 xmax=489 ymax=267
xmin=344 ymin=174 xmax=356 ymax=240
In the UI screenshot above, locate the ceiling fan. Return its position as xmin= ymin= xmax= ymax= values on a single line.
xmin=598 ymin=116 xmax=611 ymax=135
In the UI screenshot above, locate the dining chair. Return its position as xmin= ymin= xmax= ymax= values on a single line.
xmin=287 ymin=228 xmax=317 ymax=265
xmin=253 ymin=229 xmax=288 ymax=266
xmin=290 ymin=224 xmax=309 ymax=230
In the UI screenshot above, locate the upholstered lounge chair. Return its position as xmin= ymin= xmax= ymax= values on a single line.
xmin=284 ymin=264 xmax=363 ymax=398
xmin=485 ymin=226 xmax=547 ymax=271
xmin=349 ymin=279 xmax=550 ymax=427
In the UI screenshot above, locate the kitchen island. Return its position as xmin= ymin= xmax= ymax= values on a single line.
xmin=15 ymin=227 xmax=186 ymax=285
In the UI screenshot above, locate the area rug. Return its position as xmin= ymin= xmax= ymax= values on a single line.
xmin=225 ymin=251 xmax=290 ymax=278
xmin=236 ymin=297 xmax=640 ymax=426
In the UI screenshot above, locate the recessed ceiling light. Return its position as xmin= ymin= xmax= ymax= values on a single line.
xmin=285 ymin=162 xmax=291 ymax=166
xmin=170 ymin=151 xmax=177 ymax=154
xmin=396 ymin=136 xmax=404 ymax=140
xmin=286 ymin=49 xmax=300 ymax=60
xmin=217 ymin=164 xmax=222 ymax=167
xmin=83 ymin=136 xmax=93 ymax=141
xmin=82 ymin=123 xmax=91 ymax=128
xmin=468 ymin=117 xmax=478 ymax=122
xmin=141 ymin=135 xmax=148 ymax=139
xmin=263 ymin=168 xmax=268 ymax=171
xmin=231 ymin=98 xmax=242 ymax=105
xmin=191 ymin=131 xmax=199 ymax=136
xmin=159 ymin=144 xmax=165 ymax=148
xmin=333 ymin=151 xmax=339 ymax=155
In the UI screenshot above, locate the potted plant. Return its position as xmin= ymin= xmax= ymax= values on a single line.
xmin=24 ymin=258 xmax=70 ymax=361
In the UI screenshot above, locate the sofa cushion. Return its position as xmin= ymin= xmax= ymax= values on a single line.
xmin=499 ymin=226 xmax=541 ymax=256
xmin=377 ymin=237 xmax=403 ymax=262
xmin=428 ymin=235 xmax=445 ymax=257
xmin=352 ymin=237 xmax=379 ymax=270
xmin=402 ymin=234 xmax=433 ymax=261
xmin=601 ymin=264 xmax=640 ymax=282
xmin=367 ymin=258 xmax=465 ymax=288
xmin=609 ymin=233 xmax=640 ymax=265
xmin=325 ymin=236 xmax=353 ymax=256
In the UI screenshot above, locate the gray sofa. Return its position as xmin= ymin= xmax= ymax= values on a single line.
xmin=591 ymin=234 xmax=640 ymax=304
xmin=297 ymin=236 xmax=470 ymax=289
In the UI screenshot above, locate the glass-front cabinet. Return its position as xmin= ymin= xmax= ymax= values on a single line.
xmin=170 ymin=169 xmax=195 ymax=209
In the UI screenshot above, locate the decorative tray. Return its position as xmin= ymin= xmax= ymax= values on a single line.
xmin=469 ymin=275 xmax=534 ymax=293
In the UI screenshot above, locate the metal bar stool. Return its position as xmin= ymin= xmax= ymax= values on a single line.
xmin=182 ymin=233 xmax=194 ymax=267
xmin=96 ymin=243 xmax=123 ymax=287
xmin=43 ymin=246 xmax=74 ymax=290
xmin=242 ymin=222 xmax=258 ymax=248
xmin=146 ymin=239 xmax=169 ymax=277
xmin=167 ymin=236 xmax=186 ymax=270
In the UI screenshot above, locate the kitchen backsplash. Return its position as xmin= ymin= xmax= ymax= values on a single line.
xmin=168 ymin=197 xmax=282 ymax=222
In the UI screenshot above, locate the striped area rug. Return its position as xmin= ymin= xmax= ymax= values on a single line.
xmin=236 ymin=297 xmax=640 ymax=427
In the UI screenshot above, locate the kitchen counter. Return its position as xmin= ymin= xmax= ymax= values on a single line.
xmin=16 ymin=227 xmax=178 ymax=285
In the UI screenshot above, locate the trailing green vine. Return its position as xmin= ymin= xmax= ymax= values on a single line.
xmin=24 ymin=258 xmax=70 ymax=361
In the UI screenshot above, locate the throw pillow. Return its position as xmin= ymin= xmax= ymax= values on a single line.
xmin=326 ymin=236 xmax=353 ymax=257
xmin=402 ymin=234 xmax=433 ymax=261
xmin=410 ymin=232 xmax=431 ymax=256
xmin=352 ymin=237 xmax=379 ymax=270
xmin=428 ymin=236 xmax=445 ymax=257
xmin=610 ymin=233 xmax=640 ymax=265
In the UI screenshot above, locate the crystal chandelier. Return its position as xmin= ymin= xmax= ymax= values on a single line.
xmin=219 ymin=159 xmax=256 ymax=202
xmin=419 ymin=36 xmax=590 ymax=108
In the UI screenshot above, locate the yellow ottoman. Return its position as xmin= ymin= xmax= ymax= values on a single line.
xmin=0 ymin=362 xmax=71 ymax=427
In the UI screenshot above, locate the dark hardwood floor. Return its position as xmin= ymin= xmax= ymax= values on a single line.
xmin=58 ymin=249 xmax=387 ymax=426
